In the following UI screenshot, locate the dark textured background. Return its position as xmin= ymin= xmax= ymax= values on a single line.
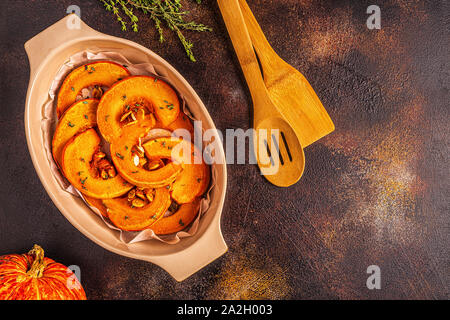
xmin=0 ymin=0 xmax=448 ymax=299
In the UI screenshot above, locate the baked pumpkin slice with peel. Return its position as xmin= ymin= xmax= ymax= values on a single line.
xmin=143 ymin=137 xmax=210 ymax=204
xmin=104 ymin=187 xmax=171 ymax=231
xmin=52 ymin=99 xmax=98 ymax=166
xmin=97 ymin=76 xmax=179 ymax=142
xmin=151 ymin=198 xmax=201 ymax=235
xmin=56 ymin=61 xmax=130 ymax=118
xmin=155 ymin=112 xmax=195 ymax=140
xmin=83 ymin=195 xmax=108 ymax=218
xmin=110 ymin=127 xmax=182 ymax=188
xmin=61 ymin=128 xmax=133 ymax=199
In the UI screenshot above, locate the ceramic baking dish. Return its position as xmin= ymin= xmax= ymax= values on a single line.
xmin=24 ymin=15 xmax=227 ymax=281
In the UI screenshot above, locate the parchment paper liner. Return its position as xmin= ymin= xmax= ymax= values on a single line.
xmin=41 ymin=49 xmax=216 ymax=245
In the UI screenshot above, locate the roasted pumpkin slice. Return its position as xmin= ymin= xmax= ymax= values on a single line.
xmin=97 ymin=76 xmax=180 ymax=142
xmin=110 ymin=127 xmax=182 ymax=188
xmin=143 ymin=137 xmax=210 ymax=204
xmin=83 ymin=195 xmax=108 ymax=217
xmin=56 ymin=61 xmax=130 ymax=118
xmin=61 ymin=128 xmax=133 ymax=199
xmin=52 ymin=99 xmax=98 ymax=166
xmin=151 ymin=198 xmax=201 ymax=235
xmin=155 ymin=112 xmax=194 ymax=139
xmin=166 ymin=113 xmax=193 ymax=132
xmin=104 ymin=187 xmax=171 ymax=231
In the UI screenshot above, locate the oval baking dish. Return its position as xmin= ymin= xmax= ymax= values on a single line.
xmin=24 ymin=15 xmax=227 ymax=282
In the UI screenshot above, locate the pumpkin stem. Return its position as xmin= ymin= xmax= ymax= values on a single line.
xmin=26 ymin=244 xmax=46 ymax=279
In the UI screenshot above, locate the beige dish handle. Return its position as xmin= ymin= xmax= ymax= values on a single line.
xmin=149 ymin=216 xmax=228 ymax=282
xmin=24 ymin=14 xmax=103 ymax=81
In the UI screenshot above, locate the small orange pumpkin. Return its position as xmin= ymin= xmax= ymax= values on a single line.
xmin=103 ymin=187 xmax=171 ymax=231
xmin=0 ymin=245 xmax=86 ymax=300
xmin=52 ymin=99 xmax=98 ymax=166
xmin=97 ymin=76 xmax=180 ymax=142
xmin=151 ymin=198 xmax=201 ymax=235
xmin=56 ymin=61 xmax=130 ymax=118
xmin=143 ymin=137 xmax=210 ymax=204
xmin=61 ymin=128 xmax=133 ymax=199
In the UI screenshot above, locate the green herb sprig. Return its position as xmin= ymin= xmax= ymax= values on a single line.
xmin=99 ymin=0 xmax=211 ymax=62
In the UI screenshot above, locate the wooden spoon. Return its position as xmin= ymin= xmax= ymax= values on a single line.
xmin=218 ymin=0 xmax=305 ymax=187
xmin=238 ymin=0 xmax=335 ymax=148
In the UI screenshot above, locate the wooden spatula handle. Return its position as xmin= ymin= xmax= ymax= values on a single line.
xmin=237 ymin=0 xmax=278 ymax=76
xmin=217 ymin=0 xmax=267 ymax=100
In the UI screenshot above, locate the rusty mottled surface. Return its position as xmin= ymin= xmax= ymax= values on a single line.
xmin=0 ymin=0 xmax=448 ymax=299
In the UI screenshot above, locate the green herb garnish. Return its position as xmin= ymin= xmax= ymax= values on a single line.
xmin=98 ymin=0 xmax=211 ymax=62
xmin=116 ymin=152 xmax=124 ymax=159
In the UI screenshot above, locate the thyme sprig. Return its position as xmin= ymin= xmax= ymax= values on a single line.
xmin=99 ymin=0 xmax=211 ymax=62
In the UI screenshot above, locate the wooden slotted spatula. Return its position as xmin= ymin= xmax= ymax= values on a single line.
xmin=218 ymin=0 xmax=305 ymax=187
xmin=238 ymin=0 xmax=335 ymax=148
